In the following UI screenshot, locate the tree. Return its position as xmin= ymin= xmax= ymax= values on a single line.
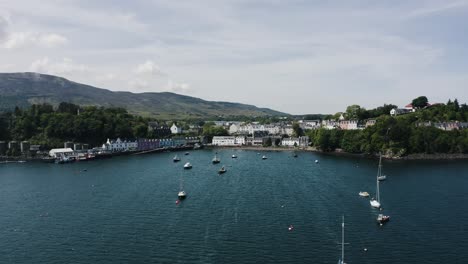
xmin=274 ymin=138 xmax=281 ymax=146
xmin=264 ymin=137 xmax=272 ymax=147
xmin=411 ymin=96 xmax=428 ymax=109
xmin=345 ymin=105 xmax=361 ymax=119
xmin=292 ymin=122 xmax=304 ymax=137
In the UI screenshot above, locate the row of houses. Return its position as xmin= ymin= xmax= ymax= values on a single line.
xmin=101 ymin=137 xmax=200 ymax=152
xmin=417 ymin=121 xmax=468 ymax=131
xmin=212 ymin=136 xmax=309 ymax=147
xmin=0 ymin=140 xmax=41 ymax=156
xmin=148 ymin=122 xmax=202 ymax=135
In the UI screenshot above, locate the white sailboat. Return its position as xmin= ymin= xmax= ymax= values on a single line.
xmin=183 ymin=162 xmax=192 ymax=169
xmin=178 ymin=175 xmax=186 ymax=199
xmin=370 ymin=154 xmax=383 ymax=208
xmin=338 ymin=216 xmax=348 ymax=264
xmin=377 ymin=155 xmax=387 ymax=181
xmin=212 ymin=153 xmax=220 ymax=164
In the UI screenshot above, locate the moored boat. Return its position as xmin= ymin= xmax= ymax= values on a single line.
xmin=178 ymin=190 xmax=186 ymax=199
xmin=218 ymin=166 xmax=227 ymax=174
xmin=173 ymin=155 xmax=181 ymax=162
xmin=377 ymin=214 xmax=390 ymax=224
xmin=183 ymin=162 xmax=192 ymax=169
xmin=359 ymin=191 xmax=369 ymax=197
xmin=262 ymin=155 xmax=267 ymax=160
xmin=212 ymin=153 xmax=220 ymax=164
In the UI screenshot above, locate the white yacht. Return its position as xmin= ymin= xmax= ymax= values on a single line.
xmin=370 ymin=154 xmax=384 ymax=208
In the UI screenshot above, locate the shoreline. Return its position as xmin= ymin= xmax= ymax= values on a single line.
xmin=206 ymin=145 xmax=468 ymax=160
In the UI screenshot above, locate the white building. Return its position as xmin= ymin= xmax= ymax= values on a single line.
xmin=171 ymin=123 xmax=183 ymax=134
xmin=299 ymin=120 xmax=321 ymax=130
xmin=281 ymin=138 xmax=299 ymax=147
xmin=322 ymin=120 xmax=338 ymax=129
xmin=103 ymin=138 xmax=138 ymax=152
xmin=281 ymin=136 xmax=309 ymax=147
xmin=212 ymin=136 xmax=246 ymax=146
xmin=339 ymin=120 xmax=358 ymax=130
xmin=49 ymin=148 xmax=74 ymax=158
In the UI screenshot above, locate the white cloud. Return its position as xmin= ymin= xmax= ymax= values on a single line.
xmin=2 ymin=32 xmax=68 ymax=49
xmin=38 ymin=33 xmax=68 ymax=47
xmin=128 ymin=78 xmax=149 ymax=90
xmin=30 ymin=57 xmax=89 ymax=74
xmin=0 ymin=15 xmax=8 ymax=41
xmin=405 ymin=0 xmax=468 ymax=18
xmin=165 ymin=80 xmax=191 ymax=94
xmin=134 ymin=60 xmax=165 ymax=75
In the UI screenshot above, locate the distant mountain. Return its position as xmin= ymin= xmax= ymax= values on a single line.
xmin=0 ymin=72 xmax=287 ymax=119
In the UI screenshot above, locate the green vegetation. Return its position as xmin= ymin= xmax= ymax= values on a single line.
xmin=306 ymin=99 xmax=468 ymax=156
xmin=0 ymin=103 xmax=152 ymax=149
xmin=201 ymin=122 xmax=228 ymax=142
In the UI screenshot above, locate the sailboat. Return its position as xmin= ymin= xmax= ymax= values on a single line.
xmin=370 ymin=154 xmax=383 ymax=208
xmin=173 ymin=155 xmax=181 ymax=162
xmin=338 ymin=216 xmax=348 ymax=264
xmin=212 ymin=153 xmax=220 ymax=164
xmin=178 ymin=175 xmax=186 ymax=200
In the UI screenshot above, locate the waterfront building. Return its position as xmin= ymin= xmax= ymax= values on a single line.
xmin=137 ymin=138 xmax=160 ymax=151
xmin=212 ymin=136 xmax=246 ymax=146
xmin=20 ymin=141 xmax=30 ymax=153
xmin=49 ymin=148 xmax=74 ymax=158
xmin=103 ymin=138 xmax=138 ymax=152
xmin=159 ymin=139 xmax=175 ymax=148
xmin=281 ymin=136 xmax=309 ymax=147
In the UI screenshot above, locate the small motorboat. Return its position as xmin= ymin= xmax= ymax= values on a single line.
xmin=183 ymin=162 xmax=192 ymax=169
xmin=218 ymin=166 xmax=227 ymax=174
xmin=293 ymin=153 xmax=298 ymax=158
xmin=262 ymin=155 xmax=267 ymax=160
xmin=173 ymin=155 xmax=181 ymax=162
xmin=185 ymin=152 xmax=189 ymax=155
xmin=315 ymin=159 xmax=319 ymax=163
xmin=377 ymin=214 xmax=390 ymax=224
xmin=377 ymin=175 xmax=387 ymax=181
xmin=178 ymin=191 xmax=187 ymax=199
xmin=359 ymin=191 xmax=370 ymax=197
xmin=232 ymin=154 xmax=237 ymax=158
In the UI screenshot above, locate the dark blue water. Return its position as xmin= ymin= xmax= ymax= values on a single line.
xmin=1 ymin=150 xmax=467 ymax=263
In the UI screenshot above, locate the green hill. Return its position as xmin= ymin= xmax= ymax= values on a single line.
xmin=0 ymin=72 xmax=286 ymax=119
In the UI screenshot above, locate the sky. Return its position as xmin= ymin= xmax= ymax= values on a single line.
xmin=0 ymin=0 xmax=467 ymax=114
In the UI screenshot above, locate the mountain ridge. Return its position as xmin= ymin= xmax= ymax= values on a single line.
xmin=0 ymin=72 xmax=287 ymax=119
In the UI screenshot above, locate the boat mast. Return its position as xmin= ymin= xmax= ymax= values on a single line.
xmin=376 ymin=154 xmax=382 ymax=203
xmin=341 ymin=215 xmax=345 ymax=264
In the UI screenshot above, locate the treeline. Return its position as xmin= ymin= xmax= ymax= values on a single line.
xmin=0 ymin=103 xmax=152 ymax=149
xmin=306 ymin=100 xmax=468 ymax=155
